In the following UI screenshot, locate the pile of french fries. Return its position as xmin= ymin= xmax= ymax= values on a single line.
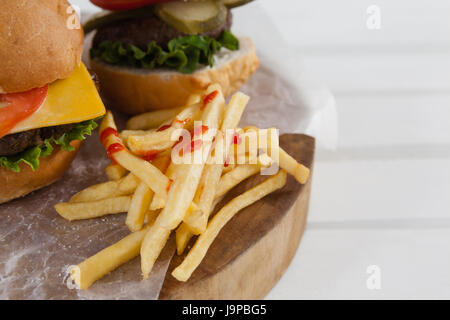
xmin=54 ymin=84 xmax=310 ymax=290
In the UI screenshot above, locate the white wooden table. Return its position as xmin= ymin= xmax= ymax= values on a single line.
xmin=261 ymin=0 xmax=450 ymax=299
xmin=71 ymin=0 xmax=450 ymax=299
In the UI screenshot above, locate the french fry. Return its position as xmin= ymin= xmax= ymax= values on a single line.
xmin=119 ymin=130 xmax=148 ymax=142
xmin=140 ymin=85 xmax=224 ymax=277
xmin=176 ymin=156 xmax=272 ymax=254
xmin=233 ymin=129 xmax=260 ymax=162
xmin=145 ymin=209 xmax=160 ymax=225
xmin=126 ymin=103 xmax=202 ymax=155
xmin=164 ymin=161 xmax=178 ymax=179
xmin=126 ymin=182 xmax=154 ymax=232
xmin=140 ymin=218 xmax=171 ymax=278
xmin=126 ymin=106 xmax=184 ymax=130
xmin=153 ymin=202 xmax=199 ymax=258
xmin=222 ymin=163 xmax=235 ymax=174
xmin=126 ymin=153 xmax=169 ymax=232
xmin=243 ymin=125 xmax=259 ymax=132
xmin=111 ymin=153 xmax=170 ymax=198
xmin=175 ymin=196 xmax=212 ymax=255
xmin=221 ymin=92 xmax=249 ymax=130
xmin=183 ymin=92 xmax=250 ymax=234
xmin=100 ymin=111 xmax=170 ymax=199
xmin=238 ymin=127 xmax=310 ymax=184
xmin=157 ymin=84 xmax=225 ymax=230
xmin=69 ymin=173 xmax=139 ymax=203
xmin=127 ymin=128 xmax=178 ymax=152
xmin=149 ymin=160 xmax=177 ymax=210
xmin=149 ymin=163 xmax=198 ymax=214
xmin=125 ymin=94 xmax=200 ymax=130
xmin=120 ymin=127 xmax=174 ymax=155
xmin=215 ymin=154 xmax=273 ymax=199
xmin=176 ymin=223 xmax=193 ymax=255
xmin=172 ymin=171 xmax=287 ymax=281
xmin=183 ymin=164 xmax=223 ymax=234
xmin=178 ymin=93 xmax=257 ymax=249
xmin=149 ymin=194 xmax=166 ymax=211
xmin=105 ymin=163 xmax=127 ymax=181
xmin=215 ymin=165 xmax=261 ymax=199
xmin=151 ymin=152 xmax=172 ymax=174
xmin=151 ymin=96 xmax=211 ymax=214
xmin=256 ymin=128 xmax=309 ymax=184
xmin=135 ymin=141 xmax=176 ymax=155
xmin=119 ymin=173 xmax=142 ymax=191
xmin=55 ymin=196 xmax=131 ymax=221
xmin=277 ymin=148 xmax=310 ymax=184
xmin=185 ymin=93 xmax=201 ymax=106
xmin=71 ymin=226 xmax=149 ymax=290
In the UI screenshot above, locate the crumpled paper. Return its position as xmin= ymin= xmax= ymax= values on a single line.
xmin=0 ymin=2 xmax=337 ymax=299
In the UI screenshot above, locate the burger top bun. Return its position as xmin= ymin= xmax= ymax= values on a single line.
xmin=0 ymin=0 xmax=84 ymax=93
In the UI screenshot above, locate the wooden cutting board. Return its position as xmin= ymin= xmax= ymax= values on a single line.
xmin=159 ymin=133 xmax=315 ymax=299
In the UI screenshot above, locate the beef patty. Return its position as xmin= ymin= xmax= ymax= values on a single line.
xmin=93 ymin=10 xmax=232 ymax=51
xmin=0 ymin=124 xmax=76 ymax=156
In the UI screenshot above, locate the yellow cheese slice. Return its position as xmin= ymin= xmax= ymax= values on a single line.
xmin=10 ymin=63 xmax=106 ymax=134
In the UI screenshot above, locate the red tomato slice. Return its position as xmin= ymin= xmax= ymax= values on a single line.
xmin=90 ymin=0 xmax=169 ymax=11
xmin=0 ymin=86 xmax=48 ymax=138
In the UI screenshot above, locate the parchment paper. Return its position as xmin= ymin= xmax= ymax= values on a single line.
xmin=0 ymin=2 xmax=337 ymax=299
xmin=0 ymin=126 xmax=175 ymax=300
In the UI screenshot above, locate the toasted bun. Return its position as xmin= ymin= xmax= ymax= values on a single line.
xmin=90 ymin=37 xmax=259 ymax=115
xmin=0 ymin=140 xmax=81 ymax=204
xmin=0 ymin=0 xmax=84 ymax=93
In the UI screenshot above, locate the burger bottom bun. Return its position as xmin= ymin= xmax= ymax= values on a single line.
xmin=0 ymin=140 xmax=81 ymax=204
xmin=90 ymin=37 xmax=259 ymax=115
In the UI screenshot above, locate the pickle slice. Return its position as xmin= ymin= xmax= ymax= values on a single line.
xmin=83 ymin=7 xmax=155 ymax=34
xmin=156 ymin=0 xmax=227 ymax=35
xmin=222 ymin=0 xmax=254 ymax=9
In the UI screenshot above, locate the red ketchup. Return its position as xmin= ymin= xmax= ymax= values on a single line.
xmin=173 ymin=135 xmax=185 ymax=156
xmin=106 ymin=143 xmax=125 ymax=161
xmin=158 ymin=118 xmax=191 ymax=132
xmin=194 ymin=125 xmax=209 ymax=136
xmin=100 ymin=127 xmax=118 ymax=146
xmin=201 ymin=91 xmax=218 ymax=110
xmin=141 ymin=150 xmax=159 ymax=162
xmin=177 ymin=139 xmax=203 ymax=156
xmin=233 ymin=132 xmax=242 ymax=145
xmin=189 ymin=140 xmax=203 ymax=153
xmin=173 ymin=118 xmax=191 ymax=126
xmin=157 ymin=124 xmax=171 ymax=132
xmin=166 ymin=179 xmax=174 ymax=193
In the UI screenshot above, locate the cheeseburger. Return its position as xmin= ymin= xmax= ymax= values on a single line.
xmin=85 ymin=0 xmax=259 ymax=114
xmin=0 ymin=0 xmax=106 ymax=203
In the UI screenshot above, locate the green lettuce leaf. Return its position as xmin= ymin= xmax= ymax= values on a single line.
xmin=90 ymin=30 xmax=240 ymax=74
xmin=0 ymin=119 xmax=98 ymax=173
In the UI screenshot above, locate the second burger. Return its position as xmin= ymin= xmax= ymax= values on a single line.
xmin=85 ymin=0 xmax=259 ymax=114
